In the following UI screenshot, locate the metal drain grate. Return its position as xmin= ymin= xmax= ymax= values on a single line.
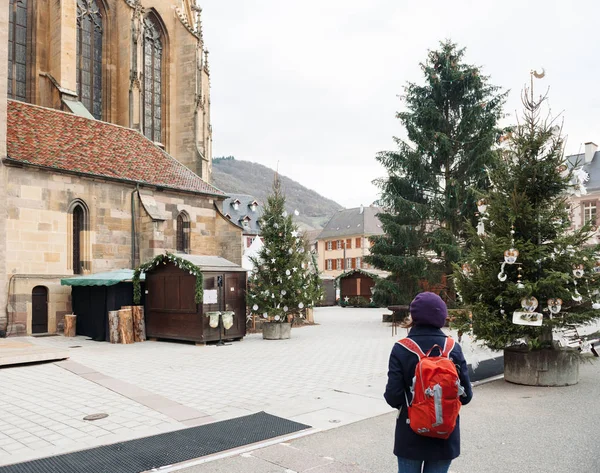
xmin=0 ymin=412 xmax=311 ymax=473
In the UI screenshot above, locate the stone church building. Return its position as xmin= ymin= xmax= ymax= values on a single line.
xmin=0 ymin=0 xmax=242 ymax=336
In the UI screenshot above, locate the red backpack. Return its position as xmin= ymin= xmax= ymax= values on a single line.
xmin=398 ymin=337 xmax=463 ymax=439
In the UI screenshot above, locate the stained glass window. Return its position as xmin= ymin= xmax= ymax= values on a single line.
xmin=7 ymin=0 xmax=28 ymax=101
xmin=76 ymin=0 xmax=103 ymax=120
xmin=143 ymin=15 xmax=163 ymax=143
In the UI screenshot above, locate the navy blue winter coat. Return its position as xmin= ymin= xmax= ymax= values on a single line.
xmin=384 ymin=324 xmax=473 ymax=461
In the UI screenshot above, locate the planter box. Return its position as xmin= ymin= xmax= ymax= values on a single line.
xmin=504 ymin=348 xmax=579 ymax=386
xmin=263 ymin=322 xmax=291 ymax=340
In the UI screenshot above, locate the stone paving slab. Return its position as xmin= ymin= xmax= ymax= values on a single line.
xmin=252 ymin=444 xmax=333 ymax=471
xmin=0 ymin=338 xmax=68 ymax=367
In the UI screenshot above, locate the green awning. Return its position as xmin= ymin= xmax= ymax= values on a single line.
xmin=61 ymin=270 xmax=145 ymax=287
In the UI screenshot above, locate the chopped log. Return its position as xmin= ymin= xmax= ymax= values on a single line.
xmin=132 ymin=306 xmax=146 ymax=342
xmin=118 ymin=308 xmax=134 ymax=344
xmin=64 ymin=314 xmax=77 ymax=337
xmin=108 ymin=311 xmax=120 ymax=343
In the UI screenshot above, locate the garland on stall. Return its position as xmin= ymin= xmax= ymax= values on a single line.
xmin=133 ymin=252 xmax=204 ymax=304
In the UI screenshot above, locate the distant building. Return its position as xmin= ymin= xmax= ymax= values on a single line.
xmin=316 ymin=205 xmax=385 ymax=277
xmin=220 ymin=195 xmax=263 ymax=251
xmin=567 ymin=142 xmax=600 ymax=244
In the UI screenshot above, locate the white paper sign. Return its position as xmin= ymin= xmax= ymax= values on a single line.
xmin=512 ymin=311 xmax=543 ymax=326
xmin=203 ymin=289 xmax=218 ymax=304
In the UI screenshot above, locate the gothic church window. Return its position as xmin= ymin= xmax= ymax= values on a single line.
xmin=77 ymin=0 xmax=103 ymax=120
xmin=143 ymin=14 xmax=163 ymax=143
xmin=69 ymin=200 xmax=90 ymax=275
xmin=72 ymin=205 xmax=84 ymax=274
xmin=7 ymin=0 xmax=28 ymax=101
xmin=176 ymin=212 xmax=190 ymax=253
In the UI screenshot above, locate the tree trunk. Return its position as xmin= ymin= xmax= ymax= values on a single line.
xmin=64 ymin=314 xmax=76 ymax=337
xmin=132 ymin=306 xmax=146 ymax=342
xmin=108 ymin=311 xmax=120 ymax=343
xmin=118 ymin=308 xmax=134 ymax=344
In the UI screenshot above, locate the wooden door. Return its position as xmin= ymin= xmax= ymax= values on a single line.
xmin=224 ymin=272 xmax=246 ymax=339
xmin=32 ymin=286 xmax=48 ymax=334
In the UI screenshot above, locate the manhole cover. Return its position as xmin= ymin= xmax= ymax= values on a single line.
xmin=84 ymin=413 xmax=109 ymax=421
xmin=328 ymin=419 xmax=341 ymax=424
xmin=69 ymin=346 xmax=82 ymax=348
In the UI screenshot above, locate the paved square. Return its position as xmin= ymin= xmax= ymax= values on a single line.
xmin=0 ymin=307 xmax=507 ymax=466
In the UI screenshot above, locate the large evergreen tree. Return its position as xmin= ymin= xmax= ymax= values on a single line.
xmin=247 ymin=177 xmax=320 ymax=323
xmin=453 ymin=82 xmax=600 ymax=351
xmin=366 ymin=40 xmax=507 ymax=305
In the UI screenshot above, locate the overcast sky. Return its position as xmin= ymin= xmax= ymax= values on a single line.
xmin=202 ymin=0 xmax=600 ymax=209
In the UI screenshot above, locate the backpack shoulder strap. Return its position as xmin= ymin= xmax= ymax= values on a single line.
xmin=398 ymin=338 xmax=426 ymax=360
xmin=442 ymin=337 xmax=456 ymax=358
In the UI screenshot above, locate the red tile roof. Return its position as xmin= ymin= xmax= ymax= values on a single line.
xmin=5 ymin=100 xmax=225 ymax=196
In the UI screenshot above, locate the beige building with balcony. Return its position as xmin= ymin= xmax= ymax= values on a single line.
xmin=316 ymin=206 xmax=385 ymax=278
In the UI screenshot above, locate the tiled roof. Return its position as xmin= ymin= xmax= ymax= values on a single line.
xmin=317 ymin=206 xmax=384 ymax=239
xmin=567 ymin=151 xmax=600 ymax=192
xmin=221 ymin=194 xmax=263 ymax=235
xmin=5 ymin=100 xmax=225 ymax=197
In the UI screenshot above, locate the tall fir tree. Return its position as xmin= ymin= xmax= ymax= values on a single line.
xmin=453 ymin=81 xmax=600 ymax=351
xmin=247 ymin=177 xmax=320 ymax=323
xmin=366 ymin=40 xmax=507 ymax=305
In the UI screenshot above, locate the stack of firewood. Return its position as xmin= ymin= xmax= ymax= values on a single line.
xmin=108 ymin=306 xmax=146 ymax=344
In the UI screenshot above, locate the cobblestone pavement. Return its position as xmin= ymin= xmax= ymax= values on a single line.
xmin=0 ymin=307 xmax=502 ymax=466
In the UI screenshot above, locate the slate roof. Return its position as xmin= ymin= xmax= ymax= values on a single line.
xmin=317 ymin=206 xmax=384 ymax=239
xmin=567 ymin=151 xmax=600 ymax=192
xmin=5 ymin=100 xmax=225 ymax=197
xmin=221 ymin=194 xmax=263 ymax=235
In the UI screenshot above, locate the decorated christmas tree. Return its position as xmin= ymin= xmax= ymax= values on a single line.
xmin=366 ymin=40 xmax=507 ymax=306
xmin=247 ymin=176 xmax=320 ymax=325
xmin=453 ymin=77 xmax=600 ymax=354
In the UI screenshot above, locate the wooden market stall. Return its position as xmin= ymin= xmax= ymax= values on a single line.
xmin=135 ymin=253 xmax=247 ymax=343
xmin=60 ymin=270 xmax=145 ymax=341
xmin=337 ymin=269 xmax=389 ymax=305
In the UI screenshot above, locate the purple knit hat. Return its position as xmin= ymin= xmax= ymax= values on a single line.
xmin=409 ymin=292 xmax=448 ymax=328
